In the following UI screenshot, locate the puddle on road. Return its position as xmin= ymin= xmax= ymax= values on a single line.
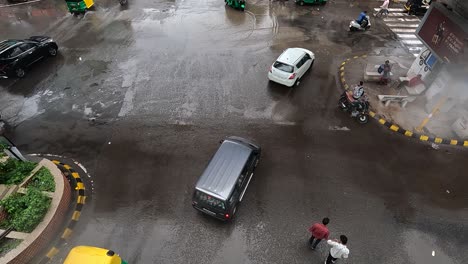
xmin=402 ymin=229 xmax=456 ymax=264
xmin=211 ymin=227 xmax=251 ymax=264
xmin=14 ymin=95 xmax=45 ymax=124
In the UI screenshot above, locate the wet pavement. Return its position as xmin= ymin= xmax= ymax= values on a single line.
xmin=1 ymin=0 xmax=468 ymax=263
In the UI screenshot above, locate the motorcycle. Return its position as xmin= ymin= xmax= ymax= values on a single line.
xmin=119 ymin=0 xmax=127 ymax=5
xmin=404 ymin=0 xmax=431 ymax=16
xmin=349 ymin=16 xmax=371 ymax=31
xmin=338 ymin=91 xmax=370 ymax=124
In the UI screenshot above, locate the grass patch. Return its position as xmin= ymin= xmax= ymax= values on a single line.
xmin=29 ymin=167 xmax=55 ymax=192
xmin=0 ymin=159 xmax=37 ymax=185
xmin=0 ymin=188 xmax=51 ymax=232
xmin=0 ymin=238 xmax=22 ymax=257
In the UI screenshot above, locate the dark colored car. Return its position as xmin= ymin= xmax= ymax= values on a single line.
xmin=192 ymin=136 xmax=261 ymax=221
xmin=0 ymin=36 xmax=58 ymax=78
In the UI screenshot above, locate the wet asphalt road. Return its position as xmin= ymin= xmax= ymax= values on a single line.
xmin=1 ymin=0 xmax=468 ymax=263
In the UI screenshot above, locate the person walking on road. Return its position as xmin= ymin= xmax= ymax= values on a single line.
xmin=325 ymin=235 xmax=349 ymax=264
xmin=307 ymin=217 xmax=330 ymax=249
xmin=378 ymin=60 xmax=392 ymax=85
xmin=374 ymin=0 xmax=390 ymax=17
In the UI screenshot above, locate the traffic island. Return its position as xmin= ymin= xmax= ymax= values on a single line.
xmin=0 ymin=158 xmax=72 ymax=264
xmin=339 ymin=54 xmax=468 ymax=147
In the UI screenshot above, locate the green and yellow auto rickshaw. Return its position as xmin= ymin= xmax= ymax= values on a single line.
xmin=226 ymin=0 xmax=245 ymax=11
xmin=295 ymin=0 xmax=326 ymax=6
xmin=65 ymin=0 xmax=94 ymax=14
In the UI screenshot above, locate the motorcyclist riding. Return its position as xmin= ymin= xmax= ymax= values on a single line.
xmin=356 ymin=11 xmax=368 ymax=25
xmin=346 ymin=81 xmax=365 ymax=116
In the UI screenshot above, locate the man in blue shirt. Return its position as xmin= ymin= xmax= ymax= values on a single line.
xmin=356 ymin=11 xmax=368 ymax=24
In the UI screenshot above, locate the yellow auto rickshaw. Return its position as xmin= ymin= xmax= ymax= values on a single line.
xmin=64 ymin=246 xmax=128 ymax=264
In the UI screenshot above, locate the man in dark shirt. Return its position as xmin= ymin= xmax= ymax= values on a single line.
xmin=308 ymin=217 xmax=330 ymax=249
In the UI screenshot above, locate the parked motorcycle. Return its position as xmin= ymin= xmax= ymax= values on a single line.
xmin=119 ymin=0 xmax=127 ymax=5
xmin=338 ymin=91 xmax=370 ymax=124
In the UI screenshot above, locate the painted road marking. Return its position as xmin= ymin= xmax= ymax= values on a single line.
xmin=402 ymin=39 xmax=423 ymax=45
xmin=384 ymin=18 xmax=420 ymax=22
xmin=39 ymin=160 xmax=88 ymax=264
xmin=386 ymin=23 xmax=419 ymax=28
xmin=397 ymin=33 xmax=418 ymax=39
xmin=380 ymin=8 xmax=422 ymax=56
xmin=388 ymin=12 xmax=409 ymax=17
xmin=390 ymin=28 xmax=417 ymax=33
xmin=374 ymin=7 xmax=406 ymax=12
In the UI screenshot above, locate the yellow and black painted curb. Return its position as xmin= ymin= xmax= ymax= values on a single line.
xmin=38 ymin=160 xmax=86 ymax=264
xmin=338 ymin=55 xmax=468 ymax=147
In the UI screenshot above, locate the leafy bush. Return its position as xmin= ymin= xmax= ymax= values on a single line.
xmin=0 ymin=142 xmax=8 ymax=157
xmin=0 ymin=238 xmax=22 ymax=257
xmin=0 ymin=159 xmax=37 ymax=185
xmin=1 ymin=188 xmax=51 ymax=232
xmin=0 ymin=141 xmax=8 ymax=151
xmin=29 ymin=167 xmax=55 ymax=192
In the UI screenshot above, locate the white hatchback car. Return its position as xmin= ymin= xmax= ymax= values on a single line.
xmin=268 ymin=48 xmax=315 ymax=87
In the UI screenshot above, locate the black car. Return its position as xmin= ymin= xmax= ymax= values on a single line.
xmin=0 ymin=36 xmax=58 ymax=78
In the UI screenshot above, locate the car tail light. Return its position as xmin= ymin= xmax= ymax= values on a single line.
xmin=288 ymin=73 xmax=296 ymax=79
xmin=269 ymin=66 xmax=272 ymax=73
xmin=225 ymin=214 xmax=230 ymax=219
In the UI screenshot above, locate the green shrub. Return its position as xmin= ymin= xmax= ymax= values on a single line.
xmin=1 ymin=188 xmax=51 ymax=232
xmin=29 ymin=167 xmax=55 ymax=192
xmin=0 ymin=238 xmax=22 ymax=257
xmin=0 ymin=159 xmax=37 ymax=185
xmin=0 ymin=142 xmax=8 ymax=157
xmin=0 ymin=142 xmax=8 ymax=152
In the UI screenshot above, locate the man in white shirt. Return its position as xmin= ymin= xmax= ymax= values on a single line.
xmin=374 ymin=0 xmax=390 ymax=17
xmin=325 ymin=235 xmax=349 ymax=264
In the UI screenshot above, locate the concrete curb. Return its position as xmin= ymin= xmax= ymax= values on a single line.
xmin=37 ymin=160 xmax=86 ymax=264
xmin=338 ymin=55 xmax=468 ymax=148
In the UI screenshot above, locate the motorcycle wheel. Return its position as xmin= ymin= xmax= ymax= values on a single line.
xmin=357 ymin=113 xmax=369 ymax=124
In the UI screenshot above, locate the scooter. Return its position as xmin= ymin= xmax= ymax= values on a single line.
xmin=404 ymin=0 xmax=431 ymax=16
xmin=349 ymin=16 xmax=371 ymax=31
xmin=338 ymin=91 xmax=370 ymax=124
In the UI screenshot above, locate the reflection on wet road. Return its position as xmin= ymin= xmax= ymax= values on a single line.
xmin=1 ymin=0 xmax=467 ymax=263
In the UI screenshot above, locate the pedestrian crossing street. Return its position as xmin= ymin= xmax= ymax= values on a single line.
xmin=374 ymin=7 xmax=424 ymax=57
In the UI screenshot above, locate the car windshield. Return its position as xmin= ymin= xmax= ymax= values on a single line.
xmin=195 ymin=191 xmax=226 ymax=210
xmin=273 ymin=61 xmax=294 ymax=73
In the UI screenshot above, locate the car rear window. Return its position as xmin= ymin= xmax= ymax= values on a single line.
xmin=195 ymin=191 xmax=226 ymax=210
xmin=273 ymin=61 xmax=294 ymax=73
xmin=0 ymin=41 xmax=18 ymax=52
